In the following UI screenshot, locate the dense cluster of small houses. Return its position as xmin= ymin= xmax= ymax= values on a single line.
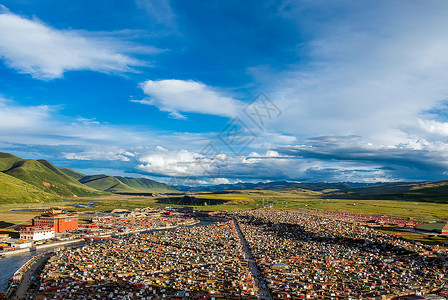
xmin=34 ymin=221 xmax=257 ymax=299
xmin=22 ymin=209 xmax=448 ymax=299
xmin=233 ymin=210 xmax=447 ymax=299
xmin=84 ymin=214 xmax=196 ymax=235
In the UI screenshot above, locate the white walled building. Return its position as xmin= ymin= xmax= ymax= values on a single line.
xmin=11 ymin=241 xmax=33 ymax=248
xmin=19 ymin=226 xmax=55 ymax=241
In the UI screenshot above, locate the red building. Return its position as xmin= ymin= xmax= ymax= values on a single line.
xmin=33 ymin=208 xmax=78 ymax=233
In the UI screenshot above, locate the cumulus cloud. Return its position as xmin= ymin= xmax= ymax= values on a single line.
xmin=416 ymin=119 xmax=448 ymax=137
xmin=210 ymin=178 xmax=231 ymax=185
xmin=135 ymin=79 xmax=241 ymax=119
xmin=0 ymin=8 xmax=146 ymax=79
xmin=137 ymin=147 xmax=319 ymax=182
xmin=137 ymin=148 xmax=228 ymax=177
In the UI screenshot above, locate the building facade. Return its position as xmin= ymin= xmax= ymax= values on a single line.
xmin=33 ymin=208 xmax=78 ymax=233
xmin=19 ymin=226 xmax=55 ymax=241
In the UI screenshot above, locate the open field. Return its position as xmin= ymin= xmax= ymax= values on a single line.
xmin=0 ymin=190 xmax=447 ymax=224
xmin=0 ymin=195 xmax=162 ymax=222
xmin=0 ymin=207 xmax=53 ymax=223
xmin=191 ymin=190 xmax=448 ymax=222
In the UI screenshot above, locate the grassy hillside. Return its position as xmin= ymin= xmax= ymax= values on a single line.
xmin=115 ymin=176 xmax=177 ymax=193
xmin=3 ymin=159 xmax=107 ymax=197
xmin=78 ymin=174 xmax=177 ymax=194
xmin=59 ymin=167 xmax=86 ymax=180
xmin=0 ymin=172 xmax=60 ymax=204
xmin=0 ymin=152 xmax=23 ymax=171
xmin=79 ymin=175 xmax=139 ymax=194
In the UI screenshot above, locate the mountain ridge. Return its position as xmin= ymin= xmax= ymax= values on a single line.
xmin=2 ymin=158 xmax=107 ymax=198
xmin=176 ymin=180 xmax=448 ymax=203
xmin=75 ymin=174 xmax=178 ymax=194
xmin=0 ymin=152 xmax=177 ymax=203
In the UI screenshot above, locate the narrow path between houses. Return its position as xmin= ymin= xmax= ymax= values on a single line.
xmin=233 ymin=218 xmax=273 ymax=300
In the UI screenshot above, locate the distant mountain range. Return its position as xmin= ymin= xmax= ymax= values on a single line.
xmin=175 ymin=181 xmax=351 ymax=192
xmin=176 ymin=180 xmax=448 ymax=203
xmin=0 ymin=152 xmax=177 ymax=204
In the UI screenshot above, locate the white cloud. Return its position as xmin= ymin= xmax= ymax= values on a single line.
xmin=136 ymin=79 xmax=241 ymax=119
xmin=416 ymin=119 xmax=448 ymax=137
xmin=184 ymin=178 xmax=208 ymax=185
xmin=137 ymin=146 xmax=321 ymax=181
xmin=0 ymin=8 xmax=145 ymax=79
xmin=63 ymin=149 xmax=133 ymax=162
xmin=137 ymin=148 xmax=228 ymax=177
xmin=210 ymin=178 xmax=230 ymax=185
xmin=138 ymin=149 xmax=199 ymax=176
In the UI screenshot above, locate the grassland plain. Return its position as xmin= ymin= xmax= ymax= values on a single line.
xmin=190 ymin=191 xmax=448 ymax=222
xmin=1 ymin=190 xmax=447 ymax=224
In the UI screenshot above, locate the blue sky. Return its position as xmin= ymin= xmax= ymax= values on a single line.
xmin=2 ymin=0 xmax=448 ymax=184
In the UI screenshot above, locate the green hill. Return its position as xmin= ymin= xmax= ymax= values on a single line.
xmin=59 ymin=167 xmax=86 ymax=180
xmin=0 ymin=155 xmax=107 ymax=197
xmin=0 ymin=172 xmax=60 ymax=204
xmin=78 ymin=174 xmax=177 ymax=195
xmin=115 ymin=176 xmax=177 ymax=193
xmin=0 ymin=151 xmax=176 ymax=202
xmin=79 ymin=175 xmax=139 ymax=194
xmin=0 ymin=152 xmax=23 ymax=172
